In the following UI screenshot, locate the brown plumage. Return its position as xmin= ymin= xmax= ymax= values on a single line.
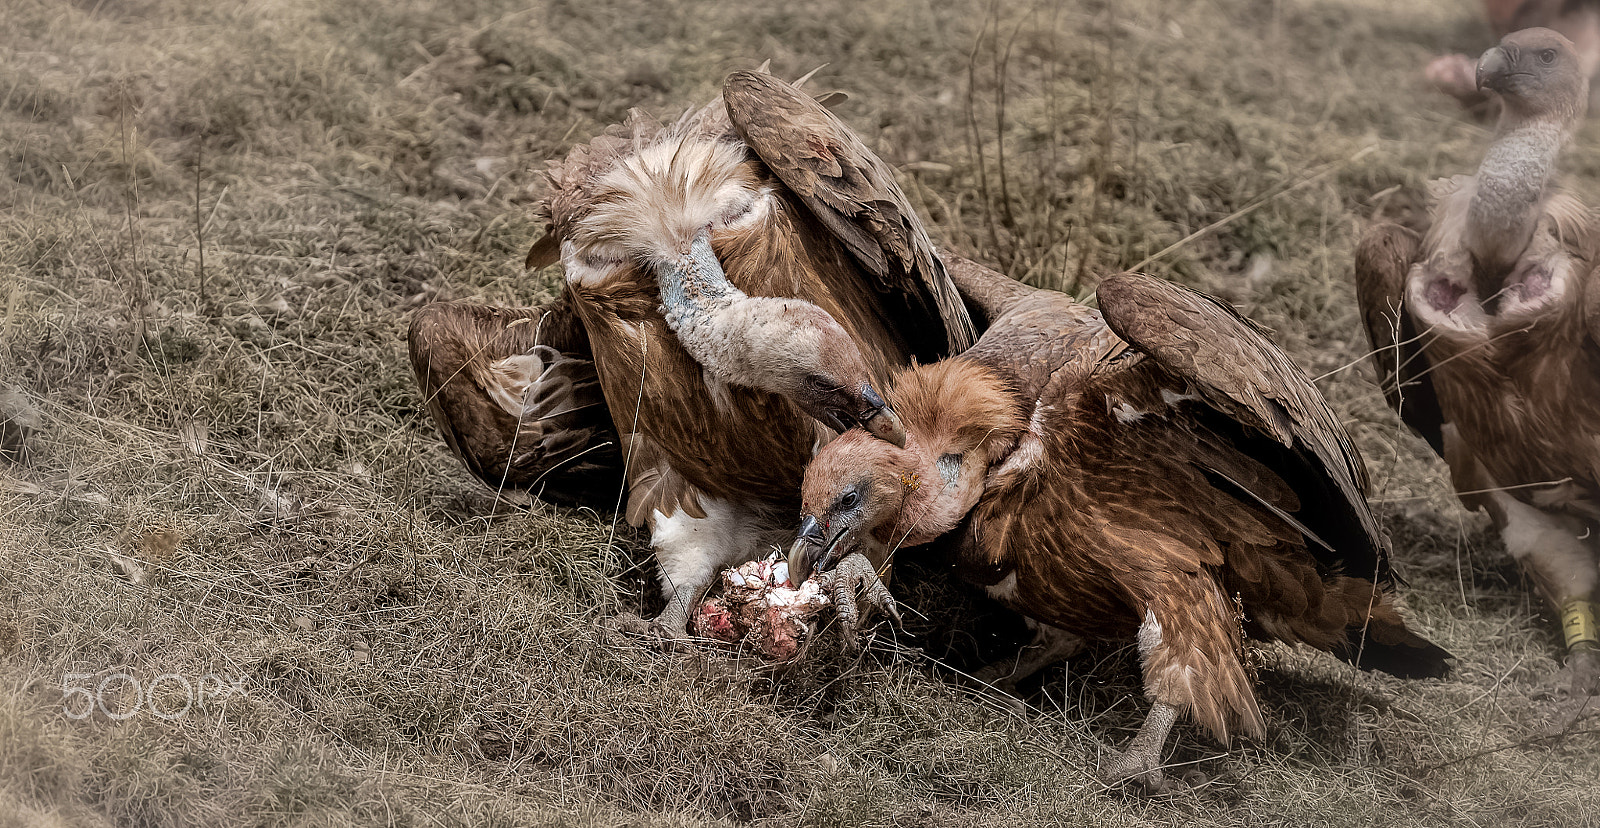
xmin=792 ymin=262 xmax=1450 ymax=788
xmin=409 ymin=70 xmax=975 ymax=635
xmin=1427 ymin=0 xmax=1600 ymax=109
xmin=408 ymin=294 xmax=622 ymax=508
xmin=1357 ymin=29 xmax=1600 ymax=696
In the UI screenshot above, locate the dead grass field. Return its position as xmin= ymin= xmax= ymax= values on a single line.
xmin=2 ymin=0 xmax=1598 ymax=825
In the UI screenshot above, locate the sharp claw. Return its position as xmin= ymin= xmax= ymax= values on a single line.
xmin=822 ymin=552 xmax=902 ymax=649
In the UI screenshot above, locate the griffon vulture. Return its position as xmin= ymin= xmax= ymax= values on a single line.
xmin=789 ymin=263 xmax=1451 ymax=789
xmin=1356 ymin=29 xmax=1600 ymax=696
xmin=410 ymin=70 xmax=976 ymax=635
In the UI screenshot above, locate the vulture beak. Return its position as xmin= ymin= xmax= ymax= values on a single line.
xmin=858 ymin=384 xmax=907 ymax=448
xmin=1477 ymin=46 xmax=1510 ymax=92
xmin=789 ymin=514 xmax=852 ymax=585
xmin=788 ymin=515 xmax=828 ymax=585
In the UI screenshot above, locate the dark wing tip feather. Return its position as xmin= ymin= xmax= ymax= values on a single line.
xmin=1344 ymin=627 xmax=1453 ymax=679
xmin=1098 ymin=271 xmax=1392 ymax=580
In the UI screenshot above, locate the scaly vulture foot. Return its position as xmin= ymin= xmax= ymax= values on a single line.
xmin=1101 ymin=701 xmax=1179 ymax=793
xmin=824 ymin=552 xmax=902 ymax=650
xmin=605 ymin=612 xmax=685 ymax=645
xmin=605 ymin=591 xmax=701 ymax=649
xmin=1567 ymin=646 xmax=1600 ymax=698
xmin=1543 ymin=646 xmax=1600 ymax=734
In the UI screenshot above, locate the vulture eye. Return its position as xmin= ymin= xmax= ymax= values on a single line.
xmin=838 ymin=489 xmax=861 ymax=510
xmin=1540 ymin=49 xmax=1557 ymax=64
xmin=806 ymin=374 xmax=838 ymax=393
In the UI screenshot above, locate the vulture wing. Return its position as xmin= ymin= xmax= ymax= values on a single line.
xmin=1353 ymin=223 xmax=1448 ymax=456
xmin=940 ymin=253 xmax=1040 ymax=330
xmin=1096 ymin=272 xmax=1392 ymax=585
xmin=408 ymin=293 xmax=623 ymax=509
xmin=723 ymin=70 xmax=977 ymax=360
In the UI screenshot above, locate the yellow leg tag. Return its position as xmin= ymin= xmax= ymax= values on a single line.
xmin=1560 ymin=598 xmax=1599 ymax=651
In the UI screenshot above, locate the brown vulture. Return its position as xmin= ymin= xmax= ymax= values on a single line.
xmin=1357 ymin=29 xmax=1600 ymax=697
xmin=1427 ymin=0 xmax=1600 ymax=108
xmin=788 ymin=262 xmax=1451 ymax=789
xmin=409 ymin=70 xmax=975 ymax=635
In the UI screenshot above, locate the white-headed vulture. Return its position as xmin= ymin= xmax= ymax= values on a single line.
xmin=409 ymin=70 xmax=975 ymax=635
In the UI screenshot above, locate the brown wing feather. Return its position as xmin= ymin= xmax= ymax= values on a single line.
xmin=408 ymin=294 xmax=623 ymax=509
xmin=722 ymin=70 xmax=976 ymax=360
xmin=622 ymin=433 xmax=708 ymax=526
xmin=1094 ymin=272 xmax=1392 ymax=585
xmin=1353 ymin=223 xmax=1447 ymax=455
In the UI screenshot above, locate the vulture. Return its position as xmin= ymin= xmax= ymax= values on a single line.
xmin=1357 ymin=28 xmax=1600 ymax=697
xmin=409 ymin=70 xmax=976 ymax=635
xmin=788 ymin=262 xmax=1451 ymax=788
xmin=1427 ymin=0 xmax=1600 ymax=108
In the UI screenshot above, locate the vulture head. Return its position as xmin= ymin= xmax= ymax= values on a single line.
xmin=531 ymin=103 xmax=907 ymax=445
xmin=787 ymin=428 xmax=921 ymax=582
xmin=1477 ymin=28 xmax=1589 ymax=125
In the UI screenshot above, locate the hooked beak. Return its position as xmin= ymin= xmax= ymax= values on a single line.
xmin=1477 ymin=46 xmax=1510 ymax=92
xmin=788 ymin=514 xmax=851 ymax=585
xmin=857 ymin=384 xmax=907 ymax=448
xmin=788 ymin=515 xmax=826 ymax=585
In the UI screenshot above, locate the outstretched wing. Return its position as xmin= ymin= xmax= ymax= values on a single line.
xmin=722 ymin=70 xmax=976 ymax=361
xmin=1095 ymin=272 xmax=1392 ymax=584
xmin=1353 ymin=222 xmax=1447 ymax=456
xmin=408 ymin=292 xmax=623 ymax=509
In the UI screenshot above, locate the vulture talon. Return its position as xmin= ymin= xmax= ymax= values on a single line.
xmin=1100 ymin=700 xmax=1179 ymax=794
xmin=1563 ymin=646 xmax=1600 ymax=700
xmin=1101 ymin=752 xmax=1171 ymax=795
xmin=605 ymin=610 xmax=693 ymax=651
xmin=824 ymin=552 xmax=901 ymax=648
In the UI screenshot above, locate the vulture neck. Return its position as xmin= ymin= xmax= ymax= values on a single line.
xmin=887 ymin=359 xmax=1027 ymax=545
xmin=653 ymin=235 xmax=764 ymax=387
xmin=1466 ymin=115 xmax=1570 ymax=300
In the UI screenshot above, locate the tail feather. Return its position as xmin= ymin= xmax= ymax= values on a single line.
xmin=1340 ymin=622 xmax=1453 ymax=680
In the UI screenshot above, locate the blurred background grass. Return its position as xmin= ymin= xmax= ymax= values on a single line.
xmin=1 ymin=0 xmax=1597 ymax=825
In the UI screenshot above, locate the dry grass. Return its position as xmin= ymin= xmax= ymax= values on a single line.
xmin=2 ymin=0 xmax=1598 ymax=825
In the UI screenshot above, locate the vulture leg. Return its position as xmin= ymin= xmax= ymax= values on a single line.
xmin=645 ymin=497 xmax=778 ymax=638
xmin=1480 ymin=484 xmax=1600 ymax=698
xmin=972 ymin=622 xmax=1084 ymax=694
xmin=1102 ymin=701 xmax=1180 ymax=792
xmin=1104 ymin=581 xmax=1264 ymax=791
xmin=823 ymin=552 xmax=902 ymax=649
